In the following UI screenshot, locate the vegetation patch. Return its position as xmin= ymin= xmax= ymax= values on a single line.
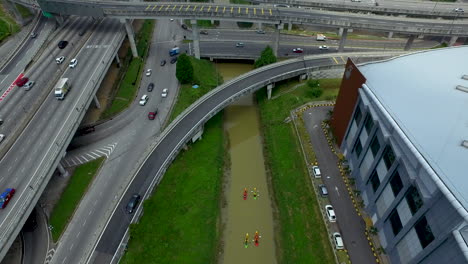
xmin=49 ymin=157 xmax=105 ymax=242
xmin=236 ymin=21 xmax=253 ymax=28
xmin=169 ymin=57 xmax=222 ymax=122
xmin=230 ymin=0 xmax=251 ymax=4
xmin=257 ymin=78 xmax=341 ymax=263
xmin=0 ymin=5 xmax=20 ymax=43
xmin=15 ymin=4 xmax=32 ymax=18
xmin=101 ymin=20 xmax=154 ymax=119
xmin=254 ymin=46 xmax=277 ymax=68
xmin=121 ymin=113 xmax=224 ymax=264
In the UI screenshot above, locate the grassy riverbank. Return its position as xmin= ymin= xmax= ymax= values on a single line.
xmin=258 ymin=78 xmax=341 ymax=263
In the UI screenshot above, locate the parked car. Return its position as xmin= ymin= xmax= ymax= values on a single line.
xmin=146 ymin=69 xmax=152 ymax=76
xmin=23 ymin=81 xmax=35 ymax=91
xmin=319 ymin=45 xmax=329 ymax=50
xmin=126 ymin=194 xmax=141 ymax=214
xmin=160 ymin=59 xmax=166 ymax=66
xmin=312 ymin=165 xmax=321 ymax=178
xmin=147 ymin=83 xmax=154 ymax=92
xmin=148 ymin=109 xmax=158 ymax=120
xmin=181 ymin=24 xmax=188 ymax=30
xmin=200 ymin=30 xmax=208 ymax=35
xmin=0 ymin=134 xmax=4 ymax=144
xmin=292 ymin=48 xmax=304 ymax=53
xmin=454 ymin=8 xmax=464 ymax=13
xmin=256 ymin=29 xmax=265 ymax=34
xmin=161 ymin=88 xmax=168 ymax=98
xmin=139 ymin=95 xmax=149 ymax=106
xmin=351 ymin=0 xmax=361 ymax=2
xmin=170 ymin=57 xmax=177 ymax=64
xmin=77 ymin=126 xmax=95 ymax=136
xmin=0 ymin=188 xmax=15 ymax=209
xmin=58 ymin=40 xmax=68 ymax=49
xmin=69 ymin=58 xmax=78 ymax=68
xmin=16 ymin=77 xmax=29 ymax=87
xmin=333 ymin=232 xmax=344 ymax=249
xmin=319 ymin=184 xmax=328 ymax=197
xmin=236 ymin=42 xmax=245 ymax=47
xmin=56 ymin=56 xmax=65 ymax=64
xmin=325 ymin=205 xmax=336 ymax=222
xmin=274 ymin=4 xmax=290 ymax=8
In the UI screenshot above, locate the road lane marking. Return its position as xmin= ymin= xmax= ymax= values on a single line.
xmin=172 ymin=5 xmax=176 ymax=11
xmin=341 ymin=56 xmax=346 ymax=63
xmin=230 ymin=7 xmax=233 ymax=13
xmin=185 ymin=5 xmax=190 ymax=11
xmin=158 ymin=5 xmax=163 ymax=11
xmin=335 ymin=186 xmax=340 ymax=196
xmin=215 ymin=6 xmax=218 ymax=12
xmin=145 ymin=5 xmax=150 ymax=11
xmin=207 ymin=6 xmax=211 ymax=12
xmin=69 ymin=243 xmax=74 ymax=251
xmin=152 ymin=5 xmax=157 ymax=11
xmin=261 ymin=8 xmax=264 ymax=15
xmin=8 ymin=166 xmax=11 ymax=172
xmin=179 ymin=5 xmax=183 ymax=11
xmin=200 ymin=6 xmax=204 ymax=11
xmin=246 ymin=7 xmax=248 ymax=14
xmin=193 ymin=5 xmax=197 ymax=11
xmin=223 ymin=6 xmax=226 ymax=13
xmin=0 ymin=75 xmax=8 ymax=84
xmin=165 ymin=5 xmax=170 ymax=11
xmin=76 ymin=231 xmax=81 ymax=238
xmin=88 ymin=210 xmax=92 ymax=216
xmin=61 ymin=257 xmax=67 ymax=264
xmin=269 ymin=9 xmax=272 ymax=15
xmin=332 ymin=57 xmax=339 ymax=64
xmin=238 ymin=7 xmax=241 ymax=13
xmin=253 ymin=8 xmax=256 ymax=15
xmin=0 ymin=73 xmax=23 ymax=102
xmin=83 ymin=219 xmax=87 ymax=226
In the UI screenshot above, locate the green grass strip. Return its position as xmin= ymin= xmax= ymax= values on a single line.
xmin=121 ymin=113 xmax=224 ymax=264
xmin=168 ymin=57 xmax=222 ymax=123
xmin=257 ymin=78 xmax=340 ymax=263
xmin=101 ymin=20 xmax=154 ymax=119
xmin=49 ymin=157 xmax=105 ymax=242
xmin=15 ymin=4 xmax=32 ymax=18
xmin=0 ymin=6 xmax=20 ymax=43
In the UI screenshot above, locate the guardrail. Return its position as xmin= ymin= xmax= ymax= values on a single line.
xmin=108 ymin=51 xmax=406 ymax=263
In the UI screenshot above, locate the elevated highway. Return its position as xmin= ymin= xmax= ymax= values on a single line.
xmin=36 ymin=1 xmax=468 ymax=37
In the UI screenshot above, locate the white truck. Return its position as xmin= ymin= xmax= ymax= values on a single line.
xmin=54 ymin=78 xmax=70 ymax=100
xmin=316 ymin=34 xmax=327 ymax=41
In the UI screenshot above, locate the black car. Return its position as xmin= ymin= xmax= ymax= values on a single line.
xmin=58 ymin=41 xmax=68 ymax=49
xmin=319 ymin=184 xmax=328 ymax=197
xmin=181 ymin=24 xmax=188 ymax=30
xmin=160 ymin=59 xmax=166 ymax=66
xmin=170 ymin=57 xmax=177 ymax=64
xmin=126 ymin=194 xmax=141 ymax=214
xmin=147 ymin=83 xmax=154 ymax=92
xmin=200 ymin=30 xmax=208 ymax=35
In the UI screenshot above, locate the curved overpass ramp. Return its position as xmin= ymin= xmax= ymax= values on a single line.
xmin=90 ymin=51 xmax=407 ymax=263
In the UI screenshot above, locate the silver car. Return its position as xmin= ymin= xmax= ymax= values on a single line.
xmin=23 ymin=81 xmax=35 ymax=91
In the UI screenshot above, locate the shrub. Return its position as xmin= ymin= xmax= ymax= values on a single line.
xmin=176 ymin=54 xmax=194 ymax=84
xmin=254 ymin=46 xmax=277 ymax=68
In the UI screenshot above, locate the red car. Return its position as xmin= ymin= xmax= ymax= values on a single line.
xmin=292 ymin=48 xmax=304 ymax=53
xmin=148 ymin=109 xmax=158 ymax=120
xmin=0 ymin=188 xmax=15 ymax=209
xmin=16 ymin=77 xmax=29 ymax=87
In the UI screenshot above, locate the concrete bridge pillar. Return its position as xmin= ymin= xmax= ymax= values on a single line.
xmin=338 ymin=28 xmax=348 ymax=53
xmin=288 ymin=22 xmax=292 ymax=31
xmin=58 ymin=162 xmax=69 ymax=177
xmin=257 ymin=22 xmax=263 ymax=30
xmin=191 ymin=19 xmax=200 ymax=59
xmin=448 ymin=36 xmax=458 ymax=46
xmin=273 ymin=23 xmax=283 ymax=57
xmin=338 ymin=27 xmax=344 ymax=36
xmin=121 ymin=19 xmax=138 ymax=58
xmin=93 ymin=95 xmax=101 ymax=109
xmin=387 ymin=32 xmax=393 ymax=39
xmin=267 ymin=84 xmax=274 ymax=99
xmin=191 ymin=126 xmax=204 ymax=143
xmin=114 ymin=54 xmax=121 ymax=68
xmin=404 ymin=35 xmax=415 ymax=51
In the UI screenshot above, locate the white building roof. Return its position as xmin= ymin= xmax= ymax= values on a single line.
xmin=358 ymin=47 xmax=468 ymax=211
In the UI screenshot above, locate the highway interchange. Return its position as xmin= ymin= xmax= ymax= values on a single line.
xmin=0 ymin=0 xmax=465 ymax=262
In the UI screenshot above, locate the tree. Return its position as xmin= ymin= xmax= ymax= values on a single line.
xmin=176 ymin=54 xmax=193 ymax=84
xmin=254 ymin=46 xmax=277 ymax=68
xmin=307 ymin=79 xmax=323 ymax=98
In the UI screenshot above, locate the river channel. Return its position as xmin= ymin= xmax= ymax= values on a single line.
xmin=218 ymin=63 xmax=277 ymax=264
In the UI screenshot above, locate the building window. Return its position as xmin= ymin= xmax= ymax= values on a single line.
xmin=370 ymin=136 xmax=380 ymax=156
xmin=369 ymin=170 xmax=380 ymax=192
xmin=353 ymin=139 xmax=363 ymax=157
xmin=406 ymin=186 xmax=424 ymax=215
xmin=382 ymin=145 xmax=395 ymax=169
xmin=389 ymin=171 xmax=403 ymax=197
xmin=353 ymin=106 xmax=362 ymax=124
xmin=414 ymin=216 xmax=434 ymax=248
xmin=389 ymin=209 xmax=403 ymax=236
xmin=364 ymin=114 xmax=374 ymax=134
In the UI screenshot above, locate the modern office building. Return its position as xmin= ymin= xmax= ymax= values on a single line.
xmin=330 ymin=47 xmax=468 ymax=264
